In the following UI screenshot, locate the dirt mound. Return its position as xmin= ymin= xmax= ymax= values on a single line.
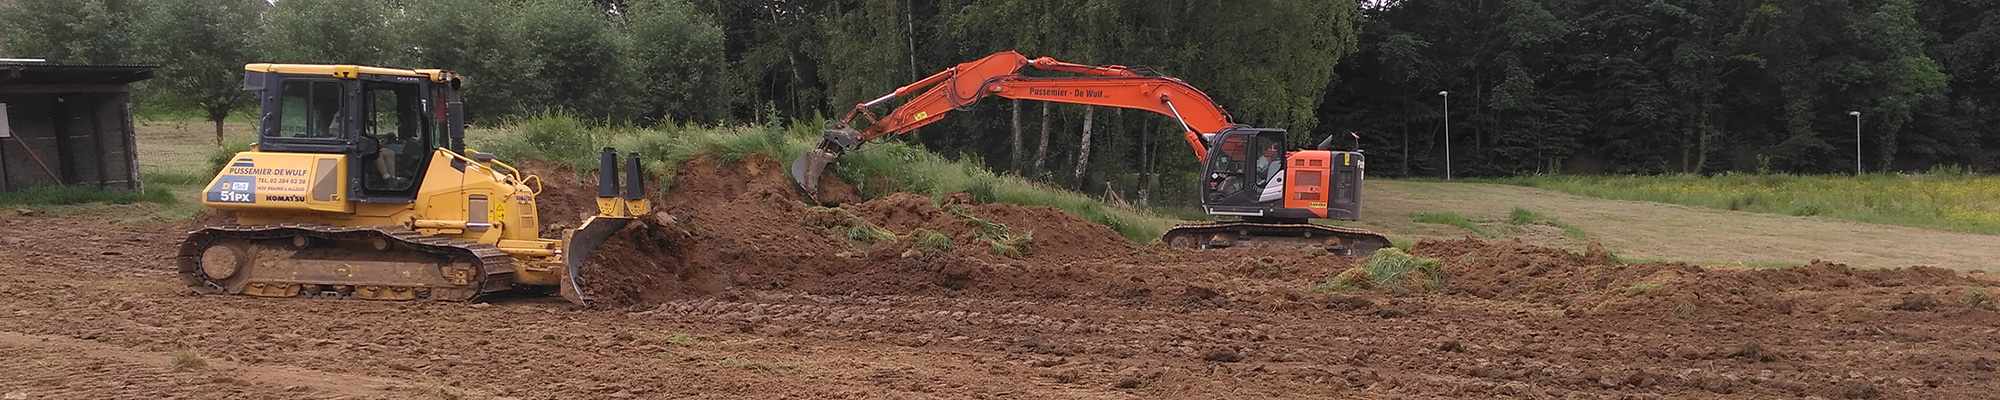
xmin=562 ymin=155 xmax=1140 ymax=307
xmin=1412 ymin=237 xmax=1994 ymax=318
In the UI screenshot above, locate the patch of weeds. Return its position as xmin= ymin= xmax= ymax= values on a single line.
xmin=1457 ymin=252 xmax=1479 ymax=264
xmin=807 ymin=207 xmax=898 ymax=245
xmin=1625 ymin=282 xmax=1666 ymax=296
xmin=1507 ymin=206 xmax=1588 ymax=239
xmin=1365 ymin=248 xmax=1443 ymax=290
xmin=169 ymin=346 xmax=206 ymax=372
xmin=1672 ymin=301 xmax=1698 ymax=317
xmin=911 ymin=228 xmax=955 ymax=256
xmin=1316 ymin=267 xmax=1370 ymax=292
xmin=1388 ymin=236 xmax=1416 ymax=250
xmin=949 ymin=205 xmax=1032 ymax=259
xmin=1320 ymin=248 xmax=1442 ymax=292
xmin=1410 ymin=211 xmax=1494 ymax=237
xmin=1967 ymin=288 xmax=1993 ymax=309
xmin=661 ymin=332 xmax=700 ymax=346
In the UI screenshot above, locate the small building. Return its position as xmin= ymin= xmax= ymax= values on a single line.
xmin=0 ymin=61 xmax=156 ymax=192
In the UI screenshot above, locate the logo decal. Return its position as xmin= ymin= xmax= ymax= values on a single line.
xmin=207 ymin=175 xmax=258 ymax=204
xmin=231 ymin=158 xmax=255 ymax=168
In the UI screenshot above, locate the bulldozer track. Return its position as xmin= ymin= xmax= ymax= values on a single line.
xmin=176 ymin=224 xmax=516 ymax=301
xmin=1162 ymin=220 xmax=1389 ymax=257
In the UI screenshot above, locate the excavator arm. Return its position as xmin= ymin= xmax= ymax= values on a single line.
xmin=793 ymin=51 xmax=1242 ymax=199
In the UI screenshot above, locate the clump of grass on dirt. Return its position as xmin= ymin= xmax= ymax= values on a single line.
xmin=1508 ymin=206 xmax=1588 ymax=239
xmin=169 ymin=346 xmax=206 ymax=372
xmin=0 ymin=185 xmax=176 ymax=207
xmin=949 ymin=205 xmax=1032 ymax=259
xmin=473 ymin=114 xmax=1175 ymax=243
xmin=910 ymin=228 xmax=955 ymax=256
xmin=807 ymin=207 xmax=898 ymax=245
xmin=1410 ymin=211 xmax=1494 ymax=237
xmin=1318 ymin=248 xmax=1444 ymax=292
xmin=1478 ymin=170 xmax=2000 ymax=235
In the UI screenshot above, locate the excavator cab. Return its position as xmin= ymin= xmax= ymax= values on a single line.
xmin=1200 ymin=128 xmax=1290 ymax=212
xmin=1199 ymin=127 xmax=1367 ymax=222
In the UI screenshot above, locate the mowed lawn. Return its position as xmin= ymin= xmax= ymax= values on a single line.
xmin=1338 ymin=179 xmax=2000 ymax=271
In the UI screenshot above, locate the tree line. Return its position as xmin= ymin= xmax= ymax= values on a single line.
xmin=2 ymin=0 xmax=1993 ymax=205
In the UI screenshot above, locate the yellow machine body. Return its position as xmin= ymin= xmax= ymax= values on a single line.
xmin=178 ymin=63 xmax=646 ymax=304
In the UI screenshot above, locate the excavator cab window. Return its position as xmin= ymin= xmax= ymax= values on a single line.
xmin=357 ymin=81 xmax=432 ymax=197
xmin=1209 ymin=134 xmax=1252 ymax=198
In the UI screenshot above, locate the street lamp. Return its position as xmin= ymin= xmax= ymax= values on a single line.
xmin=1849 ymin=111 xmax=1862 ymax=175
xmin=1440 ymin=91 xmax=1451 ymax=180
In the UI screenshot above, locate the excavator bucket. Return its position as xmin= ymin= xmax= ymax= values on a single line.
xmin=789 ymin=121 xmax=863 ymax=204
xmin=556 ymin=148 xmax=650 ymax=305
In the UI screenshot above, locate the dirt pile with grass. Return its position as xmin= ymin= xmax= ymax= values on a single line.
xmin=552 ymin=155 xmax=1152 ymax=307
xmin=1410 ymin=237 xmax=1994 ymax=318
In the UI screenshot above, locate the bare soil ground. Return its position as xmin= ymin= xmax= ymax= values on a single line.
xmin=4 ymin=157 xmax=1999 ymax=399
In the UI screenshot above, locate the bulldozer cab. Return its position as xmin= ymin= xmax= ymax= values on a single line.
xmin=244 ymin=64 xmax=465 ymax=204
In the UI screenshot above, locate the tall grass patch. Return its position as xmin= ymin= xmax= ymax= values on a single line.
xmin=1482 ymin=171 xmax=2000 ymax=235
xmin=1317 ymin=248 xmax=1443 ymax=292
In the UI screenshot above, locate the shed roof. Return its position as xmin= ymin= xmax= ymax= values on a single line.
xmin=0 ymin=63 xmax=157 ymax=86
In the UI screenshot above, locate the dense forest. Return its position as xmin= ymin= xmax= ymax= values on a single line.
xmin=2 ymin=0 xmax=1995 ymax=205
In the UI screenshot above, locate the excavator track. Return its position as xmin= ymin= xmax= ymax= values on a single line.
xmin=177 ymin=224 xmax=516 ymax=301
xmin=1162 ymin=221 xmax=1389 ymax=257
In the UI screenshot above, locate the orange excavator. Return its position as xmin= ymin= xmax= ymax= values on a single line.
xmin=791 ymin=51 xmax=1389 ymax=256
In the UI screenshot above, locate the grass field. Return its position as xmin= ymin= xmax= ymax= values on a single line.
xmin=1472 ymin=172 xmax=2000 ymax=235
xmin=1334 ymin=179 xmax=2000 ymax=271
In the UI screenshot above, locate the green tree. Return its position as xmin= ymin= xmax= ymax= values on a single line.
xmin=623 ymin=0 xmax=731 ymax=124
xmin=515 ymin=0 xmax=634 ymax=120
xmin=260 ymin=0 xmax=396 ymax=65
xmin=136 ymin=0 xmax=264 ymax=145
xmin=393 ymin=0 xmax=537 ymax=120
xmin=0 ymin=0 xmax=139 ymax=63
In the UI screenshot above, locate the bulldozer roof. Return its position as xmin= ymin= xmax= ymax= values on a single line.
xmin=243 ymin=63 xmax=460 ymax=83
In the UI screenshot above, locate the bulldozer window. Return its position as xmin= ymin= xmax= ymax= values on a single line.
xmin=275 ymin=80 xmax=344 ymax=139
xmin=359 ymin=82 xmax=430 ymax=194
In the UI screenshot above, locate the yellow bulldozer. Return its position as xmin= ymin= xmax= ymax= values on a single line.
xmin=179 ymin=63 xmax=644 ymax=304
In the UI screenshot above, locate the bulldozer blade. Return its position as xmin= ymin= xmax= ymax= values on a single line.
xmin=559 ymin=215 xmax=634 ymax=305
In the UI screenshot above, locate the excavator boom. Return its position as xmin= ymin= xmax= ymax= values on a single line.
xmin=792 ymin=51 xmax=1241 ymax=199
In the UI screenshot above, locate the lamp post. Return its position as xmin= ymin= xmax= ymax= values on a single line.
xmin=1849 ymin=111 xmax=1861 ymax=175
xmin=1440 ymin=90 xmax=1451 ymax=180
